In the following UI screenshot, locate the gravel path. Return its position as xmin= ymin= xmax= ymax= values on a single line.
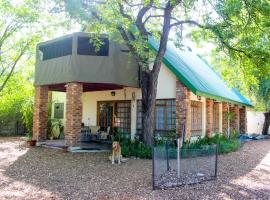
xmin=0 ymin=137 xmax=270 ymax=200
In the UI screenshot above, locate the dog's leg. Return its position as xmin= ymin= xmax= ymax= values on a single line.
xmin=112 ymin=152 xmax=115 ymax=164
xmin=118 ymin=153 xmax=121 ymax=164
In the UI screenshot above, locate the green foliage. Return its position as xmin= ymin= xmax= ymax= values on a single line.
xmin=21 ymin=98 xmax=34 ymax=134
xmin=113 ymin=132 xmax=152 ymax=159
xmin=190 ymin=0 xmax=270 ymax=112
xmin=47 ymin=118 xmax=63 ymax=139
xmin=182 ymin=134 xmax=241 ymax=154
xmin=0 ymin=0 xmax=78 ymax=134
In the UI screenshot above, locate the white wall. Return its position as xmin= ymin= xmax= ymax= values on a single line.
xmin=51 ymin=64 xmax=177 ymax=139
xmin=247 ymin=110 xmax=269 ymax=134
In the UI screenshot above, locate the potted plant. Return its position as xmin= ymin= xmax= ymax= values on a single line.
xmin=25 ymin=134 xmax=36 ymax=147
xmin=49 ymin=118 xmax=63 ymax=139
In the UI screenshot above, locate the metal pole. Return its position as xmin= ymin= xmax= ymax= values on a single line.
xmin=177 ymin=138 xmax=180 ymax=178
xmin=152 ymin=140 xmax=155 ymax=190
xmin=214 ymin=144 xmax=218 ymax=178
xmin=166 ymin=140 xmax=169 ymax=171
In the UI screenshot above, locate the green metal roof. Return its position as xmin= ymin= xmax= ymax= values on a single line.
xmin=149 ymin=38 xmax=252 ymax=107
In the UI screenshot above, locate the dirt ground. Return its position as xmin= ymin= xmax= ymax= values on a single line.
xmin=0 ymin=137 xmax=270 ymax=200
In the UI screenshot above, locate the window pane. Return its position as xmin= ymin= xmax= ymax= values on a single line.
xmin=156 ymin=106 xmax=165 ymax=130
xmin=54 ymin=103 xmax=64 ymax=119
xmin=77 ymin=37 xmax=109 ymax=56
xmin=39 ymin=37 xmax=72 ymax=61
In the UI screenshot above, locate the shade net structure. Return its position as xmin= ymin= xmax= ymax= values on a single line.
xmin=35 ymin=32 xmax=139 ymax=88
xmin=152 ymin=140 xmax=217 ymax=190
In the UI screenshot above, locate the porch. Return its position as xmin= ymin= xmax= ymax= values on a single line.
xmin=33 ymin=82 xmax=139 ymax=148
xmin=42 ymin=139 xmax=111 ymax=152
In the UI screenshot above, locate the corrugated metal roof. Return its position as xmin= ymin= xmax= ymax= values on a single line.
xmin=149 ymin=38 xmax=252 ymax=107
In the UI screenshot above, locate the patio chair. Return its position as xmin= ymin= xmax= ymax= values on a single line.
xmin=81 ymin=126 xmax=91 ymax=142
xmin=89 ymin=126 xmax=101 ymax=141
xmin=100 ymin=126 xmax=110 ymax=140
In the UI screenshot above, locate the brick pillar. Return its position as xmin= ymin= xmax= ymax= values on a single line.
xmin=231 ymin=105 xmax=240 ymax=132
xmin=33 ymin=86 xmax=49 ymax=142
xmin=176 ymin=80 xmax=191 ymax=141
xmin=65 ymin=82 xmax=83 ymax=147
xmin=222 ymin=102 xmax=229 ymax=134
xmin=206 ymin=99 xmax=214 ymax=137
xmin=239 ymin=107 xmax=247 ymax=133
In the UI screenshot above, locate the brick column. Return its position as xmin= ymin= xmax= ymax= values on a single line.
xmin=206 ymin=99 xmax=214 ymax=137
xmin=65 ymin=82 xmax=83 ymax=147
xmin=222 ymin=102 xmax=229 ymax=134
xmin=33 ymin=86 xmax=49 ymax=142
xmin=176 ymin=80 xmax=191 ymax=141
xmin=239 ymin=107 xmax=247 ymax=133
xmin=231 ymin=105 xmax=240 ymax=132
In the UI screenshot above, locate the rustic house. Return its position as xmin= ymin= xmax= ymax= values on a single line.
xmin=33 ymin=32 xmax=252 ymax=147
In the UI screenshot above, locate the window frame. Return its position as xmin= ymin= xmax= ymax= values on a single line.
xmin=190 ymin=100 xmax=203 ymax=136
xmin=53 ymin=103 xmax=64 ymax=119
xmin=136 ymin=99 xmax=176 ymax=135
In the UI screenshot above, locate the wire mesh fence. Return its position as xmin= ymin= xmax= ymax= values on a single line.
xmin=152 ymin=140 xmax=217 ymax=189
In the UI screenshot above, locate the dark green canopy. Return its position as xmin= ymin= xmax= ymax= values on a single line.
xmin=35 ymin=32 xmax=139 ymax=88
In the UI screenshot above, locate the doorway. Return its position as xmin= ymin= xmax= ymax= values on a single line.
xmin=97 ymin=101 xmax=131 ymax=133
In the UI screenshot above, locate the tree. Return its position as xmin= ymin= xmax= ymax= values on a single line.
xmin=0 ymin=0 xmax=77 ymax=134
xmin=0 ymin=0 xmax=74 ymax=94
xmin=63 ymin=0 xmax=269 ymax=145
xmin=190 ymin=0 xmax=270 ymax=134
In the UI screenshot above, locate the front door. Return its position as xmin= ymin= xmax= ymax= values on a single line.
xmin=97 ymin=101 xmax=131 ymax=133
xmin=98 ymin=102 xmax=114 ymax=132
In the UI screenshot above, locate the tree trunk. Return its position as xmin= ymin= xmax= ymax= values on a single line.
xmin=141 ymin=70 xmax=158 ymax=146
xmin=262 ymin=110 xmax=270 ymax=135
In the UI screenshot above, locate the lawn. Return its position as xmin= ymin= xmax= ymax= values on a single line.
xmin=0 ymin=137 xmax=270 ymax=200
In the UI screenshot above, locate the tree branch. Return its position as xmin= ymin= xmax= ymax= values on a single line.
xmin=170 ymin=19 xmax=251 ymax=57
xmin=0 ymin=41 xmax=30 ymax=93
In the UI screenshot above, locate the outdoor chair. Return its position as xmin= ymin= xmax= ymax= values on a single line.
xmin=89 ymin=126 xmax=101 ymax=141
xmin=80 ymin=126 xmax=91 ymax=142
xmin=100 ymin=126 xmax=110 ymax=140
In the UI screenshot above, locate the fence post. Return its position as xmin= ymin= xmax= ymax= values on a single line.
xmin=166 ymin=140 xmax=170 ymax=171
xmin=214 ymin=144 xmax=218 ymax=178
xmin=177 ymin=138 xmax=181 ymax=178
xmin=152 ymin=143 xmax=155 ymax=190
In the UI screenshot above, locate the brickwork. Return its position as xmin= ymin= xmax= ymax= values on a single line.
xmin=176 ymin=80 xmax=191 ymax=141
xmin=65 ymin=82 xmax=83 ymax=147
xmin=239 ymin=107 xmax=247 ymax=133
xmin=206 ymin=99 xmax=214 ymax=137
xmin=222 ymin=102 xmax=229 ymax=134
xmin=32 ymin=86 xmax=49 ymax=141
xmin=231 ymin=105 xmax=240 ymax=132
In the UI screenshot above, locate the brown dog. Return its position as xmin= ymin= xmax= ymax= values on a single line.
xmin=111 ymin=141 xmax=122 ymax=164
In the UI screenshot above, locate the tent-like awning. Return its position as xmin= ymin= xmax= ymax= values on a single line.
xmin=149 ymin=38 xmax=252 ymax=107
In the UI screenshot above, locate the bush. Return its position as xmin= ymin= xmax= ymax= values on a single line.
xmin=113 ymin=132 xmax=152 ymax=159
xmin=182 ymin=133 xmax=241 ymax=154
xmin=21 ymin=98 xmax=34 ymax=134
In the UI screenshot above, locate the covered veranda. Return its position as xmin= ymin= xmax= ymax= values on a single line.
xmin=32 ymin=82 xmax=125 ymax=148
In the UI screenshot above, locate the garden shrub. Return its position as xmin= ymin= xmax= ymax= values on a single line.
xmin=113 ymin=132 xmax=152 ymax=159
xmin=182 ymin=133 xmax=241 ymax=154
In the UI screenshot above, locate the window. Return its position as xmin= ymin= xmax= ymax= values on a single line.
xmin=115 ymin=102 xmax=131 ymax=133
xmin=54 ymin=103 xmax=64 ymax=119
xmin=77 ymin=36 xmax=109 ymax=56
xmin=136 ymin=99 xmax=176 ymax=136
xmin=191 ymin=101 xmax=203 ymax=136
xmin=39 ymin=37 xmax=72 ymax=60
xmin=213 ymin=103 xmax=220 ymax=132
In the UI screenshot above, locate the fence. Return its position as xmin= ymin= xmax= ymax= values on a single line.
xmin=152 ymin=140 xmax=217 ymax=189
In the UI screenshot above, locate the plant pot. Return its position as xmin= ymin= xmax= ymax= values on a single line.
xmin=62 ymin=146 xmax=69 ymax=153
xmin=28 ymin=140 xmax=36 ymax=147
